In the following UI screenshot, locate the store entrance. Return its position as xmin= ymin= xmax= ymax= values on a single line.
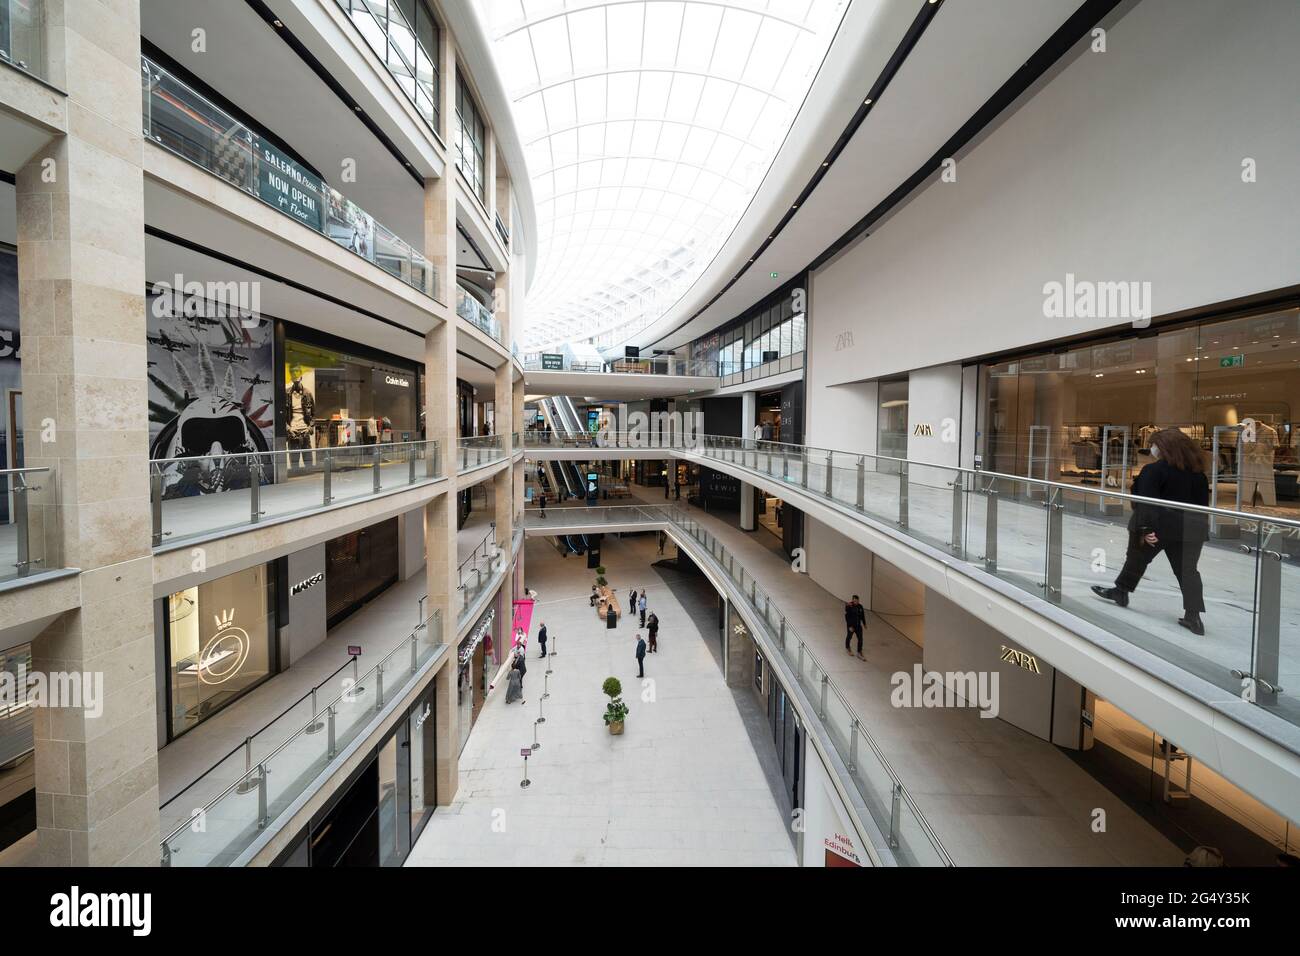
xmin=325 ymin=518 xmax=399 ymax=629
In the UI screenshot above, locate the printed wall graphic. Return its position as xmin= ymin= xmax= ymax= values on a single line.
xmin=147 ymin=287 xmax=275 ymax=497
xmin=326 ymin=187 xmax=375 ymax=260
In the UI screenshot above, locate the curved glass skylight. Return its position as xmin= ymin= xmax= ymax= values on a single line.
xmin=485 ymin=0 xmax=849 ymax=351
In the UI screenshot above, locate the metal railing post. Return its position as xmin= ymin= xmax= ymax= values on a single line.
xmin=150 ymin=468 xmax=163 ymax=547
xmin=249 ymin=456 xmax=262 ymax=524
xmin=1253 ymin=530 xmax=1284 ymax=706
xmin=256 ymin=765 xmax=269 ymax=829
xmin=376 ymin=665 xmax=384 ymax=710
xmin=373 ymin=444 xmax=382 ymax=493
xmin=1045 ymin=487 xmax=1063 ymax=604
xmin=897 ymin=461 xmax=909 ymax=529
xmin=323 ymin=450 xmax=334 ymax=503
xmin=14 ymin=473 xmax=33 ymax=575
xmin=409 ymin=445 xmax=417 ymax=484
xmin=849 ymin=719 xmax=859 ymax=774
xmin=800 ymin=448 xmax=808 ymax=490
xmin=824 ymin=451 xmax=833 ymax=497
xmin=779 ymin=616 xmax=786 ymax=649
xmin=984 ymin=480 xmax=999 ymax=573
xmin=856 ymin=456 xmax=865 ymax=511
xmin=782 ymin=447 xmax=789 ymax=480
xmin=819 ymin=674 xmax=828 ymax=720
xmin=950 ymin=474 xmax=964 ymax=557
xmin=889 ymin=784 xmax=902 ymax=849
xmin=410 ymin=633 xmax=418 ymax=674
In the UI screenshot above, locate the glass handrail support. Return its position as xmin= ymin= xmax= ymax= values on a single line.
xmin=0 ymin=465 xmax=58 ymax=583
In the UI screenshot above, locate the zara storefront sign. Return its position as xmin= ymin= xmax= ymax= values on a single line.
xmin=1000 ymin=644 xmax=1042 ymax=674
xmin=291 ymin=571 xmax=325 ymax=596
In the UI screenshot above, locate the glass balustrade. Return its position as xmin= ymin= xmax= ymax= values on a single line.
xmin=521 ymin=355 xmax=720 ymax=376
xmin=522 ymin=432 xmax=1298 ymax=731
xmin=0 ymin=0 xmax=45 ymax=80
xmin=150 ymin=440 xmax=441 ymax=547
xmin=140 ymin=55 xmax=439 ymax=302
xmin=161 ymin=610 xmax=443 ymax=866
xmin=456 ymin=284 xmax=501 ymax=342
xmin=0 ymin=466 xmax=59 ymax=585
xmin=456 ymin=434 xmax=507 ymax=472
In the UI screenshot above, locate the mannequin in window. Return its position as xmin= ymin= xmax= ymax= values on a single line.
xmin=1238 ymin=418 xmax=1278 ymax=507
xmin=285 ymin=365 xmax=315 ymax=470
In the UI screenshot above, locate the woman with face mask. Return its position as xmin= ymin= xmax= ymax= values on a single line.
xmin=1092 ymin=428 xmax=1210 ymax=635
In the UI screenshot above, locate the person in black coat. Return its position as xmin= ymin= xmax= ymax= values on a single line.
xmin=635 ymin=634 xmax=647 ymax=678
xmin=537 ymin=623 xmax=548 ymax=657
xmin=513 ymin=650 xmax=527 ymax=688
xmin=1093 ymin=428 xmax=1210 ymax=634
xmin=844 ymin=595 xmax=867 ymax=658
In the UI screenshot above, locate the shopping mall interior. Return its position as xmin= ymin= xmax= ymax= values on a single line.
xmin=0 ymin=0 xmax=1297 ymax=897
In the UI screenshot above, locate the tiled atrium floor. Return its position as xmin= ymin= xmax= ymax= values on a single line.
xmin=406 ymin=533 xmax=798 ymax=867
xmin=529 ymin=483 xmax=1187 ymax=866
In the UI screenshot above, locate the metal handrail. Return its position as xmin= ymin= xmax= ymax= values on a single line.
xmin=522 ymin=431 xmax=1300 ymax=532
xmin=160 ymin=610 xmax=441 ymax=850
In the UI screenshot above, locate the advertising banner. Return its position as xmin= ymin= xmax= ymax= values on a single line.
xmin=255 ymin=136 xmax=324 ymax=232
xmin=326 ymin=187 xmax=376 ymax=262
xmin=541 ymin=352 xmax=564 ymax=370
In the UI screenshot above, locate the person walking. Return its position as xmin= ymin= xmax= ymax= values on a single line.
xmin=505 ymin=664 xmax=524 ymax=705
xmin=638 ymin=592 xmax=648 ymax=627
xmin=657 ymin=531 xmax=666 ymax=555
xmin=538 ymin=492 xmax=547 ymax=518
xmin=844 ymin=594 xmax=866 ymax=659
xmin=647 ymin=612 xmax=659 ymax=653
xmin=1092 ymin=427 xmax=1210 ymax=634
xmin=589 ymin=585 xmax=599 ymax=607
xmin=635 ymin=633 xmax=647 ymax=678
xmin=537 ymin=622 xmax=548 ymax=658
xmin=628 ymin=588 xmax=638 ymax=612
xmin=513 ymin=649 xmax=527 ymax=689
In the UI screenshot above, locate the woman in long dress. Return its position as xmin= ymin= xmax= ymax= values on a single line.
xmin=505 ymin=665 xmax=524 ymax=704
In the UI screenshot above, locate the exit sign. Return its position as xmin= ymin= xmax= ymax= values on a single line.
xmin=1220 ymin=355 xmax=1245 ymax=368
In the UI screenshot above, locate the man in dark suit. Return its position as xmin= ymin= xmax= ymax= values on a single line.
xmin=635 ymin=634 xmax=647 ymax=678
xmin=537 ymin=623 xmax=548 ymax=658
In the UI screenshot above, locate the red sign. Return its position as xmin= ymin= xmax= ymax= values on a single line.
xmin=348 ymin=645 xmax=361 ymax=656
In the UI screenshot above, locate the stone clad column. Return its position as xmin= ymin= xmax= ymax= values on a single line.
xmin=491 ymin=261 xmax=512 ymax=550
xmin=740 ymin=390 xmax=756 ymax=531
xmin=16 ymin=0 xmax=160 ymax=866
xmin=424 ymin=24 xmax=460 ymax=805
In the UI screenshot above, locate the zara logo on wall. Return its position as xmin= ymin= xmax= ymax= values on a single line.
xmin=291 ymin=571 xmax=325 ymax=596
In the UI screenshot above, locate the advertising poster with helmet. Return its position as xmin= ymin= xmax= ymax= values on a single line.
xmin=147 ymin=286 xmax=275 ymax=498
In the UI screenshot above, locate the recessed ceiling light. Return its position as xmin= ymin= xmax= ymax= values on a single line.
xmin=864 ymin=98 xmax=873 ymax=105
xmin=822 ymin=161 xmax=829 ymax=167
xmin=273 ymin=19 xmax=283 ymax=28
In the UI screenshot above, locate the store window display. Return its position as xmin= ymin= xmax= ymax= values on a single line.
xmin=165 ymin=563 xmax=276 ymax=738
xmin=282 ymin=339 xmax=418 ymax=456
xmin=979 ymin=306 xmax=1300 ymax=518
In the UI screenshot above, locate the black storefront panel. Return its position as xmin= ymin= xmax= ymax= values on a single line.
xmin=326 ymin=518 xmax=399 ymax=629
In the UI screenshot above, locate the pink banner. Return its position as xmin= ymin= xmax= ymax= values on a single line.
xmin=511 ymin=599 xmax=535 ymax=650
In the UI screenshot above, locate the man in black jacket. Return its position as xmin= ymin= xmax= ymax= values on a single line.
xmin=537 ymin=623 xmax=548 ymax=658
xmin=844 ymin=595 xmax=867 ymax=659
xmin=1092 ymin=432 xmax=1210 ymax=635
xmin=635 ymin=634 xmax=647 ymax=678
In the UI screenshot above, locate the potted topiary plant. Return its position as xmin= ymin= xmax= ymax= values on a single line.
xmin=596 ymin=575 xmax=607 ymax=586
xmin=602 ymin=676 xmax=628 ymax=735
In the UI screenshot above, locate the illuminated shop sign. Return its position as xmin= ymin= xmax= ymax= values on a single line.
xmin=291 ymin=571 xmax=324 ymax=596
xmin=385 ymin=374 xmax=410 ymax=387
xmin=199 ymin=609 xmax=252 ymax=686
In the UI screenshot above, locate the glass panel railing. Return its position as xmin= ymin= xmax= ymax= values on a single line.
xmin=523 ymin=432 xmax=1298 ymax=731
xmin=521 ymin=355 xmax=720 ymax=376
xmin=456 ymin=284 xmax=501 ymax=342
xmin=0 ymin=0 xmax=45 ymax=81
xmin=161 ymin=610 xmax=443 ymax=866
xmin=141 ymin=55 xmax=439 ymax=302
xmin=0 ymin=466 xmax=59 ymax=584
xmin=150 ymin=441 xmax=441 ymax=547
xmin=456 ymin=434 xmax=506 ymax=473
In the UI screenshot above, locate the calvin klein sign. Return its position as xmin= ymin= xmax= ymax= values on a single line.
xmin=385 ymin=374 xmax=410 ymax=387
xmin=291 ymin=571 xmax=325 ymax=596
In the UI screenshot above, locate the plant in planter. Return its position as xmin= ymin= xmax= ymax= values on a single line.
xmin=596 ymin=575 xmax=608 ymax=587
xmin=602 ymin=677 xmax=628 ymax=735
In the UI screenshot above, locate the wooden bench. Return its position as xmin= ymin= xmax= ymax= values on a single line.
xmin=595 ymin=585 xmax=622 ymax=621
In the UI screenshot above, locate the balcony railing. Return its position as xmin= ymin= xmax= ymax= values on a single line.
xmin=525 ymin=431 xmax=1300 ymax=734
xmin=456 ymin=284 xmax=501 ymax=342
xmin=456 ymin=434 xmax=507 ymax=473
xmin=0 ymin=465 xmax=58 ymax=585
xmin=150 ymin=440 xmax=441 ymax=547
xmin=160 ymin=610 xmax=444 ymax=866
xmin=494 ymin=212 xmax=510 ymax=247
xmin=522 ymin=355 xmax=720 ymax=376
xmin=0 ymin=0 xmax=44 ymax=81
xmin=518 ymin=503 xmax=952 ymax=866
xmin=141 ymin=55 xmax=439 ymax=301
